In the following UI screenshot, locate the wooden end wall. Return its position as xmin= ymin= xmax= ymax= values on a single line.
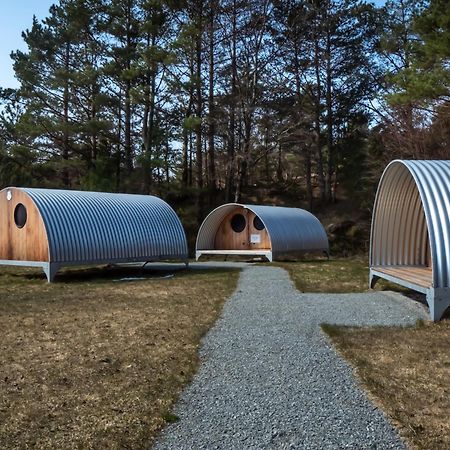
xmin=214 ymin=207 xmax=271 ymax=250
xmin=0 ymin=188 xmax=49 ymax=262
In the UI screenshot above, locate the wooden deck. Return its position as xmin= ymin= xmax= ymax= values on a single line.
xmin=196 ymin=249 xmax=272 ymax=261
xmin=372 ymin=265 xmax=432 ymax=289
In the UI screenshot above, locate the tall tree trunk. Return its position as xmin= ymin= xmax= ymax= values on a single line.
xmin=325 ymin=27 xmax=333 ymax=202
xmin=123 ymin=0 xmax=133 ymax=173
xmin=182 ymin=126 xmax=189 ymax=187
xmin=182 ymin=56 xmax=195 ymax=188
xmin=143 ymin=31 xmax=158 ymax=193
xmin=90 ymin=81 xmax=98 ymax=166
xmin=277 ymin=142 xmax=283 ymax=183
xmin=264 ymin=128 xmax=270 ymax=182
xmin=234 ymin=111 xmax=251 ymax=202
xmin=116 ymin=92 xmax=123 ymax=189
xmin=305 ymin=147 xmax=313 ymax=211
xmin=124 ymin=80 xmax=132 ymax=172
xmin=195 ymin=0 xmax=204 ymax=223
xmin=313 ymin=37 xmax=326 ymax=202
xmin=164 ymin=141 xmax=170 ymax=185
xmin=189 ymin=130 xmax=193 ymax=186
xmin=207 ymin=0 xmax=216 ymax=192
xmin=225 ymin=0 xmax=237 ymax=202
xmin=146 ymin=59 xmax=157 ymax=192
xmin=62 ymin=41 xmax=70 ymax=187
xmin=293 ymin=39 xmax=313 ymax=210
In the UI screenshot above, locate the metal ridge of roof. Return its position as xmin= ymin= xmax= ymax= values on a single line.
xmin=17 ymin=187 xmax=189 ymax=264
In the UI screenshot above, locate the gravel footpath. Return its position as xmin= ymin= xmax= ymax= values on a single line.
xmin=153 ymin=266 xmax=427 ymax=450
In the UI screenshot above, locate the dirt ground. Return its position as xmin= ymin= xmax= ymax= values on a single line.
xmin=0 ymin=265 xmax=239 ymax=450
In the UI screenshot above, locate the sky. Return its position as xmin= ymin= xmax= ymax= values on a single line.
xmin=0 ymin=0 xmax=55 ymax=89
xmin=0 ymin=0 xmax=387 ymax=90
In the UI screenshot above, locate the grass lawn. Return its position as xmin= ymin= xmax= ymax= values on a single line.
xmin=275 ymin=256 xmax=409 ymax=293
xmin=0 ymin=265 xmax=239 ymax=450
xmin=276 ymin=257 xmax=450 ymax=450
xmin=322 ymin=322 xmax=450 ymax=450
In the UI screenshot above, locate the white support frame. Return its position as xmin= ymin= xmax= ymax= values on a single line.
xmin=369 ymin=267 xmax=450 ymax=321
xmin=196 ymin=249 xmax=273 ymax=261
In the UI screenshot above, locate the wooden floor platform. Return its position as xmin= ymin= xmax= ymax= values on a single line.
xmin=197 ymin=250 xmax=271 ymax=255
xmin=196 ymin=249 xmax=272 ymax=261
xmin=372 ymin=265 xmax=432 ymax=289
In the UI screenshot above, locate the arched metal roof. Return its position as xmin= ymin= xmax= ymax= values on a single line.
xmin=21 ymin=188 xmax=188 ymax=264
xmin=196 ymin=203 xmax=329 ymax=259
xmin=370 ymin=160 xmax=450 ymax=289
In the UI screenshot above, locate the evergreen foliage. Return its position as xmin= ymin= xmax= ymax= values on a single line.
xmin=0 ymin=0 xmax=448 ymax=223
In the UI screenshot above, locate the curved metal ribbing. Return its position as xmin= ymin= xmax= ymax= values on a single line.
xmin=196 ymin=203 xmax=329 ymax=257
xmin=22 ymin=189 xmax=188 ymax=263
xmin=370 ymin=160 xmax=450 ymax=288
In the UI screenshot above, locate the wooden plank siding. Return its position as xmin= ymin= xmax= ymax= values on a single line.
xmin=0 ymin=188 xmax=49 ymax=262
xmin=214 ymin=207 xmax=271 ymax=251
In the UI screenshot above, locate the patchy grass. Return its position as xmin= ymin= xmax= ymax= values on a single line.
xmin=275 ymin=257 xmax=411 ymax=294
xmin=0 ymin=265 xmax=239 ymax=450
xmin=321 ymin=321 xmax=450 ymax=450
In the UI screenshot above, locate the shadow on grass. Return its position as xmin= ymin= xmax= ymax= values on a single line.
xmin=320 ymin=319 xmax=427 ymax=341
xmin=1 ymin=264 xmax=240 ymax=285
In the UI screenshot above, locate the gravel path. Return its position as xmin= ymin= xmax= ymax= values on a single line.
xmin=153 ymin=266 xmax=427 ymax=450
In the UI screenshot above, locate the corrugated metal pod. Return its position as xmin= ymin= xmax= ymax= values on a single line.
xmin=370 ymin=160 xmax=450 ymax=321
xmin=0 ymin=187 xmax=188 ymax=281
xmin=196 ymin=203 xmax=329 ymax=261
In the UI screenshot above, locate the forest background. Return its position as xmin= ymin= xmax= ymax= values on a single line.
xmin=0 ymin=0 xmax=448 ymax=253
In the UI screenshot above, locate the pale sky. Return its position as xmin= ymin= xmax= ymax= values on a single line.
xmin=0 ymin=1 xmax=56 ymax=88
xmin=0 ymin=0 xmax=387 ymax=90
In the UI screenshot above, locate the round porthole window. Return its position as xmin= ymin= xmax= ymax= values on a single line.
xmin=14 ymin=203 xmax=27 ymax=229
xmin=253 ymin=216 xmax=265 ymax=231
xmin=231 ymin=214 xmax=246 ymax=233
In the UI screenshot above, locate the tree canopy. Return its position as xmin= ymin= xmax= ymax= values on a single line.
xmin=0 ymin=0 xmax=448 ymax=229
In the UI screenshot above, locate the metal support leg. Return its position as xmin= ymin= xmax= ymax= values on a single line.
xmin=44 ymin=263 xmax=60 ymax=283
xmin=369 ymin=270 xmax=380 ymax=289
xmin=427 ymin=288 xmax=450 ymax=321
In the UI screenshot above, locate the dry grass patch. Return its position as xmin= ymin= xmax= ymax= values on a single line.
xmin=276 ymin=257 xmax=410 ymax=293
xmin=0 ymin=265 xmax=239 ymax=449
xmin=322 ymin=321 xmax=450 ymax=450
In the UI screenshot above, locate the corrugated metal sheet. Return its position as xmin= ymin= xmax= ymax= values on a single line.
xmin=22 ymin=188 xmax=188 ymax=263
xmin=196 ymin=203 xmax=329 ymax=259
xmin=370 ymin=160 xmax=450 ymax=289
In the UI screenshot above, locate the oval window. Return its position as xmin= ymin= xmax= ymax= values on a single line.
xmin=253 ymin=216 xmax=265 ymax=231
xmin=230 ymin=214 xmax=246 ymax=233
xmin=14 ymin=203 xmax=27 ymax=229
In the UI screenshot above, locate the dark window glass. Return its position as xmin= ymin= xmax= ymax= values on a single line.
xmin=253 ymin=216 xmax=265 ymax=231
xmin=14 ymin=203 xmax=27 ymax=228
xmin=230 ymin=214 xmax=246 ymax=233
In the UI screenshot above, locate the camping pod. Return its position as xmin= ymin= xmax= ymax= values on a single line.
xmin=0 ymin=187 xmax=188 ymax=281
xmin=196 ymin=203 xmax=329 ymax=261
xmin=370 ymin=160 xmax=450 ymax=321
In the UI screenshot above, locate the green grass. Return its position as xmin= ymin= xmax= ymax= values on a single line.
xmin=275 ymin=257 xmax=411 ymax=294
xmin=162 ymin=412 xmax=180 ymax=423
xmin=321 ymin=320 xmax=450 ymax=450
xmin=0 ymin=264 xmax=239 ymax=450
